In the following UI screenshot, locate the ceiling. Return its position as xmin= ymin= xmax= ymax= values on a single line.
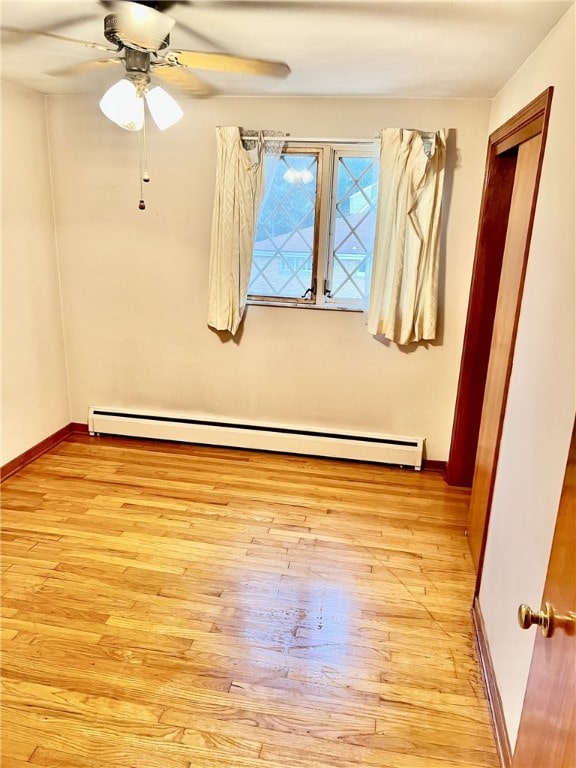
xmin=0 ymin=1 xmax=572 ymax=99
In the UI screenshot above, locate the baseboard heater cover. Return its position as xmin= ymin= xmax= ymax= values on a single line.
xmin=88 ymin=407 xmax=424 ymax=469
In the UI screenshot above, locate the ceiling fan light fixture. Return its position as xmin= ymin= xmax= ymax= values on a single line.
xmin=99 ymin=78 xmax=144 ymax=131
xmin=144 ymin=85 xmax=183 ymax=130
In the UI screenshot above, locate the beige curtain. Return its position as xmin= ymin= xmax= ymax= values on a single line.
xmin=207 ymin=126 xmax=265 ymax=335
xmin=367 ymin=128 xmax=446 ymax=344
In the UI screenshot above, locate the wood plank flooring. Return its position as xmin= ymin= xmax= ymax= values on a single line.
xmin=1 ymin=435 xmax=498 ymax=767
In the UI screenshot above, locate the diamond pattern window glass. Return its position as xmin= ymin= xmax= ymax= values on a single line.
xmin=326 ymin=154 xmax=379 ymax=304
xmin=249 ymin=150 xmax=319 ymax=301
xmin=248 ymin=144 xmax=379 ymax=309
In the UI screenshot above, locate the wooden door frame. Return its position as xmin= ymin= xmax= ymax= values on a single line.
xmin=446 ymin=88 xmax=554 ymax=489
xmin=450 ymin=89 xmax=554 ymax=768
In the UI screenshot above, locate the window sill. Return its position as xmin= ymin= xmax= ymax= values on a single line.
xmin=247 ymin=300 xmax=365 ymax=313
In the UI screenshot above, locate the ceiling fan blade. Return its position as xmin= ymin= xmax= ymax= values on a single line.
xmin=167 ymin=50 xmax=290 ymax=78
xmin=48 ymin=59 xmax=123 ymax=77
xmin=2 ymin=14 xmax=100 ymax=42
xmin=193 ymin=0 xmax=383 ymax=10
xmin=152 ymin=64 xmax=218 ymax=97
xmin=100 ymin=0 xmax=190 ymax=10
xmin=2 ymin=26 xmax=116 ymax=53
xmin=169 ymin=17 xmax=231 ymax=52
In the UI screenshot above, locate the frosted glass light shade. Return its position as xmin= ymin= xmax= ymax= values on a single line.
xmin=99 ymin=79 xmax=144 ymax=131
xmin=145 ymin=86 xmax=183 ymax=130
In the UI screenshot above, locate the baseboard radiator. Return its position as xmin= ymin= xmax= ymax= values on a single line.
xmin=88 ymin=407 xmax=424 ymax=469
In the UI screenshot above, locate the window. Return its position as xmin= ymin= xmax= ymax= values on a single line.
xmin=248 ymin=143 xmax=379 ymax=309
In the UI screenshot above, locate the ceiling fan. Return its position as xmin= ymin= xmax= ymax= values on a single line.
xmin=4 ymin=0 xmax=291 ymax=129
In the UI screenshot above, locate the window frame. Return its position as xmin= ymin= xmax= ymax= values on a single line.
xmin=247 ymin=146 xmax=324 ymax=307
xmin=323 ymin=147 xmax=379 ymax=309
xmin=247 ymin=141 xmax=379 ymax=312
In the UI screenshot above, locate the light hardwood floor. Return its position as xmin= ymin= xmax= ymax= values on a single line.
xmin=1 ymin=435 xmax=498 ymax=768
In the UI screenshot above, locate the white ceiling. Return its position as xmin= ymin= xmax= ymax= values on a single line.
xmin=0 ymin=1 xmax=572 ymax=99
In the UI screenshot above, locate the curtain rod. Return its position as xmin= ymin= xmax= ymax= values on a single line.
xmin=258 ymin=136 xmax=379 ymax=144
xmin=253 ymin=132 xmax=439 ymax=143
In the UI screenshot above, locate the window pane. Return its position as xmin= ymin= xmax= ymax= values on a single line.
xmin=249 ymin=153 xmax=318 ymax=300
xmin=328 ymin=156 xmax=379 ymax=303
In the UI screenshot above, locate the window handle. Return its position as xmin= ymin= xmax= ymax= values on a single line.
xmin=301 ymin=278 xmax=317 ymax=299
xmin=324 ymin=279 xmax=333 ymax=298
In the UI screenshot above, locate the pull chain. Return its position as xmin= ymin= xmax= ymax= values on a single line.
xmin=138 ymin=121 xmax=145 ymax=210
xmin=142 ymin=112 xmax=150 ymax=184
xmin=138 ymin=106 xmax=150 ymax=210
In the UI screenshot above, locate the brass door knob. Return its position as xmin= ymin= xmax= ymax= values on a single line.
xmin=518 ymin=602 xmax=554 ymax=637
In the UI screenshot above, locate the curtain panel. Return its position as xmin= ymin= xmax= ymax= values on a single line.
xmin=207 ymin=126 xmax=265 ymax=335
xmin=367 ymin=128 xmax=447 ymax=345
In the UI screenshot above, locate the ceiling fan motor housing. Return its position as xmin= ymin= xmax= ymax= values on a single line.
xmin=124 ymin=48 xmax=152 ymax=74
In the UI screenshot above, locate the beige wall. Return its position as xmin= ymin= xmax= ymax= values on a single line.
xmin=479 ymin=6 xmax=575 ymax=751
xmin=1 ymin=81 xmax=70 ymax=465
xmin=45 ymin=96 xmax=490 ymax=459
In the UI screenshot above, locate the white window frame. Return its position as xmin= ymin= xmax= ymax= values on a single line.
xmin=247 ymin=141 xmax=379 ymax=311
